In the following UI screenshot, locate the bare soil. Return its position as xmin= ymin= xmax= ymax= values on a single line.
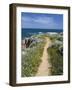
xmin=36 ymin=37 xmax=52 ymax=76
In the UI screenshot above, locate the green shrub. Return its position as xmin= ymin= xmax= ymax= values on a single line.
xmin=21 ymin=42 xmax=45 ymax=77
xmin=47 ymin=46 xmax=63 ymax=75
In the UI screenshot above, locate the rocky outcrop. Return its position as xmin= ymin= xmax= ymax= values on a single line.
xmin=22 ymin=38 xmax=33 ymax=48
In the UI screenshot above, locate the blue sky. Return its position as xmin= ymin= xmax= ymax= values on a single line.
xmin=21 ymin=12 xmax=63 ymax=29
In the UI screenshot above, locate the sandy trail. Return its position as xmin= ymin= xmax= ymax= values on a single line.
xmin=36 ymin=37 xmax=52 ymax=76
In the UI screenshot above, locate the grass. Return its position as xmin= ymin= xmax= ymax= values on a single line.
xmin=21 ymin=33 xmax=63 ymax=76
xmin=47 ymin=45 xmax=63 ymax=75
xmin=21 ymin=42 xmax=45 ymax=77
xmin=32 ymin=34 xmax=49 ymax=39
xmin=49 ymin=35 xmax=63 ymax=42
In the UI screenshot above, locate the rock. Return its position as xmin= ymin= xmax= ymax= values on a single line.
xmin=22 ymin=38 xmax=33 ymax=48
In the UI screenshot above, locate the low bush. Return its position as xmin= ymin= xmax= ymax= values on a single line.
xmin=47 ymin=46 xmax=63 ymax=75
xmin=21 ymin=42 xmax=45 ymax=77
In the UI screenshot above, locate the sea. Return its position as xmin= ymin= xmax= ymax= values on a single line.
xmin=22 ymin=28 xmax=63 ymax=39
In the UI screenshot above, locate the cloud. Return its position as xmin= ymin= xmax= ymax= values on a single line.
xmin=22 ymin=15 xmax=55 ymax=26
xmin=33 ymin=17 xmax=54 ymax=24
xmin=21 ymin=16 xmax=33 ymax=22
xmin=21 ymin=13 xmax=63 ymax=29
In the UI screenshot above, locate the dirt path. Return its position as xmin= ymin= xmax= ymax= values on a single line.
xmin=36 ymin=37 xmax=52 ymax=76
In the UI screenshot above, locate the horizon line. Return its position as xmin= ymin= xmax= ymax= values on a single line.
xmin=21 ymin=28 xmax=63 ymax=30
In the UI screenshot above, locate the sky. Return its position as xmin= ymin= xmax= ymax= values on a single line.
xmin=21 ymin=12 xmax=63 ymax=29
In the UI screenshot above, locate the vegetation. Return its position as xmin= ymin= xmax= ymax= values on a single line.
xmin=21 ymin=33 xmax=63 ymax=76
xmin=21 ymin=42 xmax=45 ymax=77
xmin=47 ymin=45 xmax=63 ymax=75
xmin=49 ymin=35 xmax=63 ymax=42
